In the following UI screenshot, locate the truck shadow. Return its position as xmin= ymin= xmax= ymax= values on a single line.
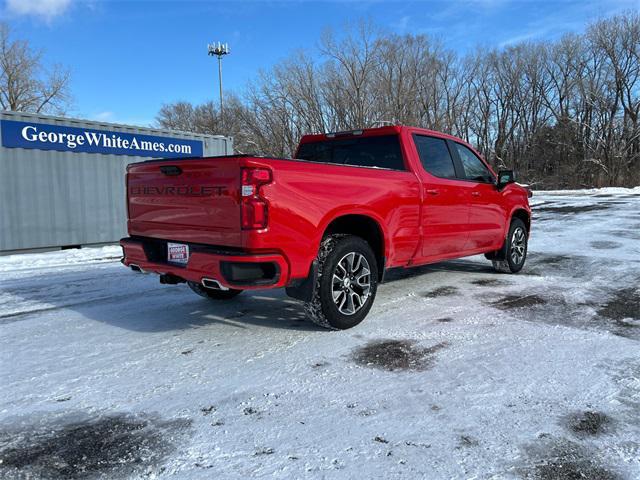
xmin=1 ymin=257 xmax=500 ymax=334
xmin=91 ymin=291 xmax=321 ymax=333
xmin=0 ymin=264 xmax=324 ymax=333
xmin=383 ymin=258 xmax=495 ymax=283
xmin=3 ymin=256 xmax=520 ymax=334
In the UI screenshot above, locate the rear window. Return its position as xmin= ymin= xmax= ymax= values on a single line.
xmin=296 ymin=135 xmax=406 ymax=170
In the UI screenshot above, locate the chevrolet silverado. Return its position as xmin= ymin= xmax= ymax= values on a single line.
xmin=121 ymin=126 xmax=531 ymax=329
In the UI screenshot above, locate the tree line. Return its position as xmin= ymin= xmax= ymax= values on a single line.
xmin=157 ymin=13 xmax=640 ymax=189
xmin=2 ymin=14 xmax=637 ymax=189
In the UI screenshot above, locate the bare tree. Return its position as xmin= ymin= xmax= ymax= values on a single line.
xmin=156 ymin=12 xmax=640 ymax=187
xmin=155 ymin=101 xmax=196 ymax=132
xmin=156 ymin=94 xmax=256 ymax=154
xmin=0 ymin=23 xmax=71 ymax=114
xmin=319 ymin=22 xmax=380 ymax=130
xmin=588 ymin=14 xmax=640 ymax=184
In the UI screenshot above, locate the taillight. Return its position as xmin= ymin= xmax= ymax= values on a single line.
xmin=241 ymin=167 xmax=272 ymax=229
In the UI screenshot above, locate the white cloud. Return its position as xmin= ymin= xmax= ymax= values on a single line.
xmin=90 ymin=111 xmax=114 ymax=122
xmin=391 ymin=15 xmax=411 ymax=34
xmin=498 ymin=30 xmax=545 ymax=48
xmin=86 ymin=111 xmax=153 ymax=128
xmin=6 ymin=0 xmax=72 ymax=20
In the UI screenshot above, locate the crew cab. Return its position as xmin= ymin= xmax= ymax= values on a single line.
xmin=121 ymin=126 xmax=531 ymax=329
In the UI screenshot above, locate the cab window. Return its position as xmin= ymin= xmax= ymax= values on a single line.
xmin=454 ymin=143 xmax=494 ymax=183
xmin=413 ymin=135 xmax=457 ymax=179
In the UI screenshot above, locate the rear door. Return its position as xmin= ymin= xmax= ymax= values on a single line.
xmin=126 ymin=158 xmax=242 ymax=246
xmin=450 ymin=142 xmax=506 ymax=250
xmin=411 ymin=134 xmax=470 ymax=259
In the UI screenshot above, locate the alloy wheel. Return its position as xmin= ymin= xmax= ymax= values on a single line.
xmin=331 ymin=252 xmax=371 ymax=315
xmin=510 ymin=227 xmax=526 ymax=265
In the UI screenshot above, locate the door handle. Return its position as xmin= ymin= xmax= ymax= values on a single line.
xmin=426 ymin=189 xmax=439 ymax=196
xmin=471 ymin=191 xmax=480 ymax=197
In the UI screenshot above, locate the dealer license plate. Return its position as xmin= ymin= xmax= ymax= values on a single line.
xmin=167 ymin=242 xmax=189 ymax=264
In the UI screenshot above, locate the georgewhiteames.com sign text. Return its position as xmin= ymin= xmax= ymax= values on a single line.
xmin=0 ymin=119 xmax=204 ymax=158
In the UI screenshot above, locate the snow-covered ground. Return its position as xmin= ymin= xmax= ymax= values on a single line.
xmin=1 ymin=188 xmax=639 ymax=480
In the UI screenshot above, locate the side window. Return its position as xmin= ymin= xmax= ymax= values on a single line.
xmin=413 ymin=135 xmax=456 ymax=179
xmin=454 ymin=143 xmax=494 ymax=183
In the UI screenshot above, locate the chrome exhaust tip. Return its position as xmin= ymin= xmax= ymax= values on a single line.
xmin=201 ymin=278 xmax=229 ymax=291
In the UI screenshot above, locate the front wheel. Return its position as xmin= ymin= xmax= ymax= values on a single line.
xmin=188 ymin=281 xmax=243 ymax=300
xmin=492 ymin=218 xmax=528 ymax=273
xmin=304 ymin=234 xmax=378 ymax=330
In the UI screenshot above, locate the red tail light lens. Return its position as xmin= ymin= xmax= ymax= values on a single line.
xmin=241 ymin=168 xmax=272 ymax=229
xmin=241 ymin=198 xmax=268 ymax=229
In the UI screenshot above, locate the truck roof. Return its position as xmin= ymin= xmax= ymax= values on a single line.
xmin=298 ymin=125 xmax=466 ymax=145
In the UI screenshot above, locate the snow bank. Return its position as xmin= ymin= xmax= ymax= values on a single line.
xmin=0 ymin=245 xmax=122 ymax=273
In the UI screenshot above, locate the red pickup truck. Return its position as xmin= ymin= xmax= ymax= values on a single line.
xmin=121 ymin=126 xmax=531 ymax=329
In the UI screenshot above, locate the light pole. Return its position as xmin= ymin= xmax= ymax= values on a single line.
xmin=207 ymin=41 xmax=230 ymax=129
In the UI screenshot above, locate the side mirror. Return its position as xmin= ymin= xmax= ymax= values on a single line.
xmin=497 ymin=170 xmax=515 ymax=190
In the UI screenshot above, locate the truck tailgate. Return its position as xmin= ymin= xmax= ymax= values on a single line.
xmin=126 ymin=158 xmax=241 ymax=246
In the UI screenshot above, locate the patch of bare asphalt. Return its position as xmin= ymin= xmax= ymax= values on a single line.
xmin=564 ymin=411 xmax=613 ymax=437
xmin=534 ymin=204 xmax=611 ymax=215
xmin=422 ymin=286 xmax=458 ymax=298
xmin=519 ymin=438 xmax=621 ymax=480
xmin=436 ymin=317 xmax=454 ymax=323
xmin=598 ymin=288 xmax=640 ymax=323
xmin=523 ymin=254 xmax=572 ymax=276
xmin=0 ymin=413 xmax=191 ymax=479
xmin=534 ymin=459 xmax=619 ymax=480
xmin=491 ymin=294 xmax=547 ymax=310
xmin=525 ymin=254 xmax=594 ymax=278
xmin=594 ymin=288 xmax=640 ymax=338
xmin=471 ymin=278 xmax=508 ymax=287
xmin=352 ymin=339 xmax=448 ymax=372
xmin=491 ymin=287 xmax=640 ymax=339
xmin=533 ymin=254 xmax=574 ymax=266
xmin=590 ymin=240 xmax=622 ymax=250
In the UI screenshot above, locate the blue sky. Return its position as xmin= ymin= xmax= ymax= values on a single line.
xmin=2 ymin=0 xmax=637 ymax=127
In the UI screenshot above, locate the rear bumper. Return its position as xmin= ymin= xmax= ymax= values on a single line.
xmin=120 ymin=237 xmax=289 ymax=290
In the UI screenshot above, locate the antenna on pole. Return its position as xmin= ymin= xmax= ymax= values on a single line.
xmin=207 ymin=41 xmax=230 ymax=130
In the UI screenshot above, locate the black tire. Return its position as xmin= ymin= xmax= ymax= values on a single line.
xmin=187 ymin=281 xmax=243 ymax=300
xmin=304 ymin=234 xmax=378 ymax=330
xmin=492 ymin=218 xmax=528 ymax=273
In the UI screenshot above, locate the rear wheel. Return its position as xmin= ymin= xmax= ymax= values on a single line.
xmin=492 ymin=218 xmax=528 ymax=273
xmin=304 ymin=234 xmax=378 ymax=330
xmin=188 ymin=281 xmax=243 ymax=300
